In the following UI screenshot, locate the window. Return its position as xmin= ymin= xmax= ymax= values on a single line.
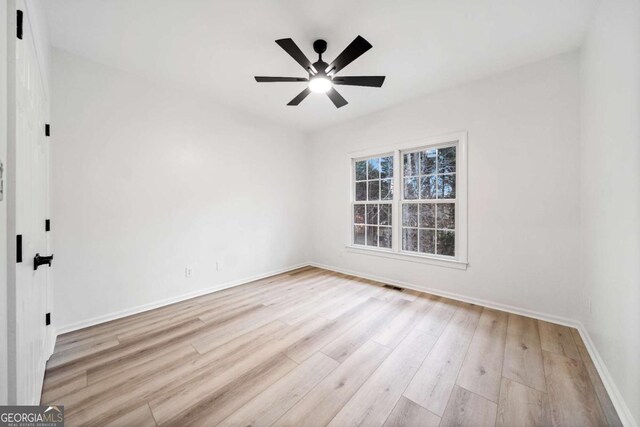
xmin=401 ymin=146 xmax=456 ymax=256
xmin=353 ymin=155 xmax=393 ymax=249
xmin=349 ymin=132 xmax=467 ymax=268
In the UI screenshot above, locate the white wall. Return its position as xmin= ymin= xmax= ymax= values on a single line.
xmin=51 ymin=49 xmax=309 ymax=331
xmin=580 ymin=0 xmax=640 ymax=424
xmin=309 ymin=53 xmax=582 ymax=321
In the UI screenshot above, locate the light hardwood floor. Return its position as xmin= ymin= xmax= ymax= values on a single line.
xmin=42 ymin=267 xmax=622 ymax=426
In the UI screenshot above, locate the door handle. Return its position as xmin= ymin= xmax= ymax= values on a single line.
xmin=34 ymin=253 xmax=53 ymax=271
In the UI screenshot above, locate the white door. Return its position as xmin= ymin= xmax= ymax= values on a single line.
xmin=11 ymin=0 xmax=52 ymax=404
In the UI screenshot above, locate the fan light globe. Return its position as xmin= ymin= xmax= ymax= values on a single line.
xmin=309 ymin=76 xmax=332 ymax=93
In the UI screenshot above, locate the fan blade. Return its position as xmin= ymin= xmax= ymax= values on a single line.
xmin=326 ymin=36 xmax=372 ymax=75
xmin=275 ymin=38 xmax=316 ymax=74
xmin=332 ymin=76 xmax=385 ymax=87
xmin=255 ymin=76 xmax=308 ymax=82
xmin=327 ymin=87 xmax=348 ymax=108
xmin=287 ymin=87 xmax=312 ymax=106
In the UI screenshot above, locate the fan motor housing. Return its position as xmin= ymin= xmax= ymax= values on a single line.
xmin=313 ymin=39 xmax=327 ymax=55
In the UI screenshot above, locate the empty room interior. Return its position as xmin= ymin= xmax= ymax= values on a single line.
xmin=1 ymin=0 xmax=639 ymax=426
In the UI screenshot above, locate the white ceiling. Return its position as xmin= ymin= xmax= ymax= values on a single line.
xmin=43 ymin=0 xmax=599 ymax=132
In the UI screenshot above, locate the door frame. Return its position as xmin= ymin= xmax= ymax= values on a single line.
xmin=1 ymin=0 xmax=10 ymax=407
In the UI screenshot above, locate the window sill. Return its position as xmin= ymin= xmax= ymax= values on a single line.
xmin=344 ymin=245 xmax=468 ymax=270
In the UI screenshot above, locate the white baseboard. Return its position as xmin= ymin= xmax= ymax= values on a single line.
xmin=54 ymin=262 xmax=308 ymax=335
xmin=308 ymin=261 xmax=580 ymax=328
xmin=309 ymin=261 xmax=637 ymax=427
xmin=575 ymin=325 xmax=638 ymax=427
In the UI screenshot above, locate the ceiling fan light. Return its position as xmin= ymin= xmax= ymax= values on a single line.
xmin=309 ymin=76 xmax=332 ymax=93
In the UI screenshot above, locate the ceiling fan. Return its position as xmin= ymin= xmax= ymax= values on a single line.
xmin=255 ymin=36 xmax=385 ymax=108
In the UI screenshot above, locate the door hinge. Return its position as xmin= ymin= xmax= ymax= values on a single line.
xmin=17 ymin=10 xmax=23 ymax=40
xmin=45 ymin=219 xmax=50 ymax=232
xmin=45 ymin=124 xmax=50 ymax=137
xmin=16 ymin=235 xmax=22 ymax=263
xmin=45 ymin=313 xmax=51 ymax=326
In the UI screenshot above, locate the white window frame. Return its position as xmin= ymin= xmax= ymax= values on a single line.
xmin=347 ymin=131 xmax=468 ymax=270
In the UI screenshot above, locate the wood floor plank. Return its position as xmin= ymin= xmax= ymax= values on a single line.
xmin=48 ymin=318 xmax=208 ymax=377
xmin=382 ymin=396 xmax=440 ymax=427
xmin=543 ymin=350 xmax=608 ymax=427
xmin=321 ymin=299 xmax=407 ymax=363
xmin=403 ymin=303 xmax=483 ymax=416
xmin=413 ymin=296 xmax=458 ymax=337
xmin=440 ymin=385 xmax=497 ymax=427
xmin=457 ymin=307 xmax=508 ymax=402
xmin=103 ymin=404 xmax=157 ymax=427
xmin=502 ymin=314 xmax=547 ymax=392
xmin=145 ymin=325 xmax=297 ymax=424
xmin=85 ymin=338 xmax=199 ymax=385
xmin=192 ymin=305 xmax=280 ymax=353
xmin=150 ymin=353 xmax=297 ymax=426
xmin=47 ymin=338 xmax=121 ymax=369
xmin=281 ymin=280 xmax=374 ymax=325
xmin=41 ymin=371 xmax=87 ymax=404
xmin=497 ymin=377 xmax=550 ymax=427
xmin=58 ymin=343 xmax=201 ymax=419
xmin=539 ymin=320 xmax=581 ymax=360
xmin=63 ymin=320 xmax=290 ymax=423
xmin=54 ymin=301 xmax=200 ymax=347
xmin=327 ymin=329 xmax=439 ymax=427
xmin=218 ymin=352 xmax=338 ymax=427
xmin=275 ymin=278 xmax=348 ymax=324
xmin=314 ymin=284 xmax=385 ymax=321
xmin=285 ymin=297 xmax=384 ymax=363
xmin=570 ymin=329 xmax=623 ymax=427
xmin=273 ymin=340 xmax=391 ymax=427
xmin=373 ymin=294 xmax=434 ymax=348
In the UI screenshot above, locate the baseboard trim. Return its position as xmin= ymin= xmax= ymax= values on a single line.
xmin=308 ymin=262 xmax=579 ymax=328
xmin=575 ymin=324 xmax=638 ymax=427
xmin=309 ymin=261 xmax=637 ymax=427
xmin=55 ymin=262 xmax=309 ymax=335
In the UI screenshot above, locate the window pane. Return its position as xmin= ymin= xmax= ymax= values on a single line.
xmin=403 ymin=152 xmax=419 ymax=176
xmin=366 ymin=204 xmax=378 ymax=224
xmin=402 ymin=228 xmax=418 ymax=252
xmin=419 ymin=229 xmax=435 ymax=254
xmin=380 ymin=156 xmax=393 ymax=178
xmin=437 ymin=230 xmax=455 ymax=256
xmin=366 ymin=226 xmax=378 ymax=247
xmin=420 ymin=175 xmax=437 ymax=199
xmin=404 ymin=177 xmax=418 ymax=199
xmin=367 ymin=158 xmax=380 ymax=179
xmin=354 ymin=225 xmax=365 ymax=245
xmin=379 ymin=204 xmax=392 ymax=226
xmin=379 ymin=227 xmax=392 ymax=248
xmin=381 ymin=179 xmax=393 ymax=200
xmin=436 ymin=203 xmax=455 ymax=229
xmin=402 ymin=204 xmax=418 ymax=227
xmin=368 ymin=180 xmax=380 ymax=200
xmin=438 ymin=174 xmax=456 ymax=199
xmin=355 ymin=182 xmax=367 ymax=201
xmin=354 ymin=204 xmax=366 ymax=224
xmin=438 ymin=146 xmax=456 ymax=173
xmin=355 ymin=161 xmax=367 ymax=180
xmin=419 ymin=203 xmax=435 ymax=228
xmin=420 ymin=149 xmax=437 ymax=175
